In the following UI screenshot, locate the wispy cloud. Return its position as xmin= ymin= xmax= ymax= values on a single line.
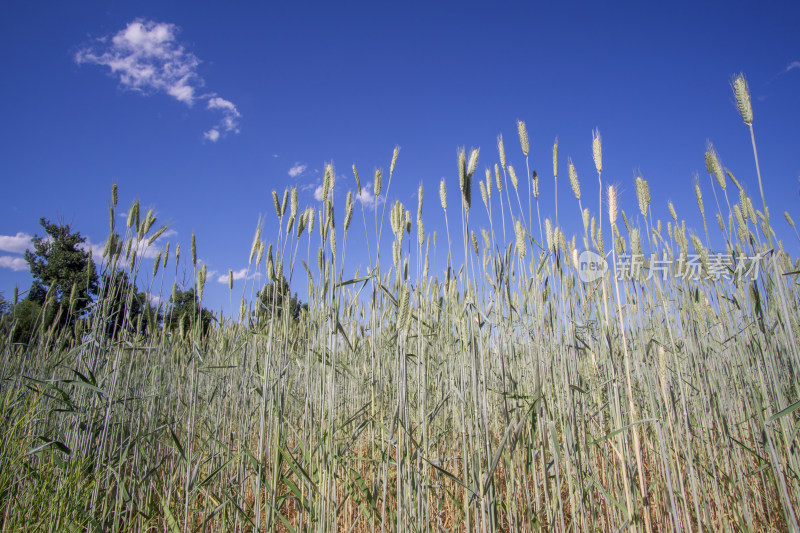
xmin=217 ymin=268 xmax=260 ymax=284
xmin=0 ymin=256 xmax=27 ymax=271
xmin=0 ymin=232 xmax=32 ymax=254
xmin=355 ymin=183 xmax=382 ymax=211
xmin=314 ymin=184 xmax=324 ymax=202
xmin=75 ymin=19 xmax=241 ymax=141
xmin=204 ymin=97 xmax=241 ymax=142
xmin=288 ymin=163 xmax=307 ymax=178
xmin=783 ymin=61 xmax=800 ymax=74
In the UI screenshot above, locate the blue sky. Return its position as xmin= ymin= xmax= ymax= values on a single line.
xmin=1 ymin=1 xmax=799 ymax=315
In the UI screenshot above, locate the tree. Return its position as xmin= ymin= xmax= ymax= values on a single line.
xmin=24 ymin=218 xmax=98 ymax=324
xmin=6 ymin=299 xmax=47 ymax=344
xmin=165 ymin=287 xmax=214 ymax=338
xmin=254 ymin=275 xmax=307 ymax=325
xmin=99 ymin=270 xmax=161 ymax=338
xmin=0 ymin=292 xmax=9 ymax=336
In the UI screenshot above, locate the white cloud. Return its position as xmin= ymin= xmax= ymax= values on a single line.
xmin=314 ymin=184 xmax=324 ymax=202
xmin=159 ymin=229 xmax=178 ymax=240
xmin=217 ymin=268 xmax=260 ymax=284
xmin=82 ymin=236 xmax=163 ymax=262
xmin=76 ymin=19 xmax=241 ymax=141
xmin=0 ymin=256 xmax=27 ymax=271
xmin=355 ymin=183 xmax=382 ymax=211
xmin=77 ymin=239 xmax=113 ymax=261
xmin=0 ymin=232 xmax=32 ymax=254
xmin=207 ymin=97 xmax=240 ymax=135
xmin=146 ymin=293 xmax=162 ymax=305
xmin=208 ymin=97 xmax=236 ymax=113
xmin=288 ymin=163 xmax=307 ymax=178
xmin=784 ymin=61 xmax=800 ymax=73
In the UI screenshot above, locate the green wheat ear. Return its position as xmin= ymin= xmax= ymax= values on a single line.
xmin=281 ymin=188 xmax=289 ymax=217
xmin=111 ymin=183 xmax=118 ymax=207
xmin=344 ymin=191 xmax=354 ymax=231
xmin=515 ymin=219 xmax=526 ymax=259
xmin=256 ymin=240 xmax=265 ymax=267
xmin=306 ymin=207 xmax=315 ymax=235
xmin=374 ymin=168 xmax=382 ymax=196
xmin=352 ymin=164 xmax=361 ymax=195
xmin=322 ymin=163 xmax=334 ymax=202
xmin=545 ymin=218 xmax=553 ymax=250
xmin=553 ymin=137 xmax=559 ymax=178
xmin=439 ymin=178 xmax=447 ymax=210
xmin=390 ymin=145 xmax=400 ymax=177
xmin=568 ymin=158 xmax=580 ymax=200
xmin=497 ymin=134 xmax=506 ymax=169
xmin=127 ymin=200 xmax=139 ymax=229
xmin=592 ymin=129 xmax=602 ymax=173
xmin=695 ymin=178 xmax=705 ymax=218
xmin=517 ymin=120 xmax=529 ymax=157
xmin=458 ymin=148 xmax=468 ymax=206
xmin=705 ymin=141 xmax=726 ymax=191
xmin=272 ymin=190 xmax=281 ymax=218
xmin=635 ymin=176 xmax=650 ymax=217
xmin=733 ymin=73 xmax=753 ymax=125
xmin=607 ymin=185 xmax=618 ymax=226
xmin=508 ymin=165 xmax=519 ymax=191
xmin=467 ymin=148 xmax=480 ymax=179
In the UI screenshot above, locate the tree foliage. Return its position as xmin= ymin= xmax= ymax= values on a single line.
xmin=255 ymin=275 xmax=307 ymax=325
xmin=24 ymin=218 xmax=98 ymax=323
xmin=99 ymin=270 xmax=161 ymax=338
xmin=165 ymin=287 xmax=214 ymax=338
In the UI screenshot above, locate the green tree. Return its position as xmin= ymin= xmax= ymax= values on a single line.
xmin=165 ymin=287 xmax=213 ymax=338
xmin=99 ymin=270 xmax=161 ymax=338
xmin=3 ymin=297 xmax=61 ymax=345
xmin=254 ymin=275 xmax=307 ymax=325
xmin=0 ymin=292 xmax=9 ymax=337
xmin=24 ymin=218 xmax=98 ymax=325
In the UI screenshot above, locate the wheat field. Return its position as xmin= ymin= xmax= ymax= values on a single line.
xmin=1 ymin=74 xmax=798 ymax=532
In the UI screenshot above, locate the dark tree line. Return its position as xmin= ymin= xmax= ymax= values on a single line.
xmin=1 ymin=217 xmax=305 ymax=344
